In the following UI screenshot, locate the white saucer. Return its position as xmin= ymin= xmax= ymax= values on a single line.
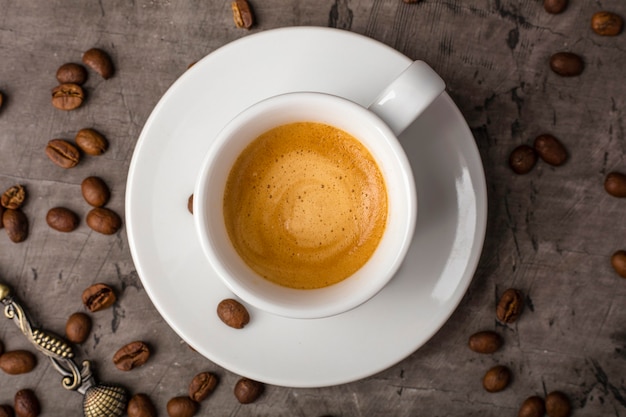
xmin=126 ymin=27 xmax=487 ymax=388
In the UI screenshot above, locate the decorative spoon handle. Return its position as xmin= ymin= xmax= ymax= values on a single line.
xmin=0 ymin=283 xmax=128 ymax=417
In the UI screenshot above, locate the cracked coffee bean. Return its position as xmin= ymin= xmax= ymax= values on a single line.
xmin=82 ymin=48 xmax=114 ymax=79
xmin=82 ymin=283 xmax=116 ymax=312
xmin=468 ymin=331 xmax=502 ymax=354
xmin=509 ymin=145 xmax=537 ymax=174
xmin=1 ymin=185 xmax=26 ymax=210
xmin=81 ymin=176 xmax=111 ymax=207
xmin=217 ymin=298 xmax=250 ymax=329
xmin=127 ymin=393 xmax=157 ymax=417
xmin=496 ymin=288 xmax=524 ymax=323
xmin=3 ymin=209 xmax=28 ymax=243
xmin=166 ymin=396 xmax=198 ymax=417
xmin=518 ymin=396 xmax=546 ymax=417
xmin=591 ymin=11 xmax=623 ymax=36
xmin=482 ymin=365 xmax=511 ymax=393
xmin=46 ymin=207 xmax=79 ymax=232
xmin=611 ymin=250 xmax=626 ymax=278
xmin=545 ymin=391 xmax=571 ymax=417
xmin=56 ymin=63 xmax=88 ymax=85
xmin=65 ymin=312 xmax=92 ymax=344
xmin=75 ymin=128 xmax=108 ymax=155
xmin=550 ymin=52 xmax=584 ymax=77
xmin=543 ymin=0 xmax=567 ymax=14
xmin=534 ymin=134 xmax=567 ymax=166
xmin=604 ymin=172 xmax=626 ymax=197
xmin=232 ymin=0 xmax=254 ymax=29
xmin=14 ymin=389 xmax=39 ymax=417
xmin=51 ymin=83 xmax=84 ymax=110
xmin=234 ymin=377 xmax=264 ymax=404
xmin=113 ymin=341 xmax=151 ymax=371
xmin=189 ymin=371 xmax=218 ymax=402
xmin=0 ymin=350 xmax=36 ymax=375
xmin=86 ymin=207 xmax=122 ymax=235
xmin=45 ymin=139 xmax=80 ymax=169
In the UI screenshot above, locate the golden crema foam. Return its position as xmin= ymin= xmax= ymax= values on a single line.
xmin=223 ymin=122 xmax=387 ymax=289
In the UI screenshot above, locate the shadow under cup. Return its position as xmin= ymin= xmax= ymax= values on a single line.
xmin=194 ymin=92 xmax=417 ymax=319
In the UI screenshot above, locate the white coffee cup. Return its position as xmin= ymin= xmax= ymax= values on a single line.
xmin=194 ymin=61 xmax=445 ymax=319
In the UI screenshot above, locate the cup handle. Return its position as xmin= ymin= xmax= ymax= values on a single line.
xmin=368 ymin=61 xmax=446 ymax=137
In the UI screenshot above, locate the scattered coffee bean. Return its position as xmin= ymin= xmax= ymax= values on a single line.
xmin=46 ymin=207 xmax=79 ymax=232
xmin=51 ymin=83 xmax=84 ymax=110
xmin=56 ymin=63 xmax=88 ymax=85
xmin=127 ymin=393 xmax=157 ymax=417
xmin=591 ymin=11 xmax=623 ymax=36
xmin=604 ymin=172 xmax=626 ymax=197
xmin=82 ymin=48 xmax=114 ymax=79
xmin=81 ymin=176 xmax=111 ymax=207
xmin=82 ymin=283 xmax=117 ymax=312
xmin=166 ymin=396 xmax=198 ymax=417
xmin=534 ymin=134 xmax=567 ymax=166
xmin=482 ymin=365 xmax=511 ymax=393
xmin=3 ymin=209 xmax=28 ymax=243
xmin=65 ymin=312 xmax=92 ymax=344
xmin=0 ymin=404 xmax=14 ymax=417
xmin=187 ymin=194 xmax=193 ymax=214
xmin=45 ymin=139 xmax=80 ymax=169
xmin=75 ymin=128 xmax=108 ymax=155
xmin=232 ymin=0 xmax=254 ymax=29
xmin=550 ymin=52 xmax=584 ymax=77
xmin=13 ymin=389 xmax=39 ymax=417
xmin=86 ymin=207 xmax=122 ymax=235
xmin=509 ymin=145 xmax=537 ymax=174
xmin=1 ymin=185 xmax=26 ymax=210
xmin=543 ymin=0 xmax=567 ymax=14
xmin=611 ymin=250 xmax=626 ymax=278
xmin=468 ymin=331 xmax=502 ymax=354
xmin=0 ymin=350 xmax=36 ymax=375
xmin=518 ymin=395 xmax=546 ymax=417
xmin=496 ymin=288 xmax=524 ymax=323
xmin=217 ymin=298 xmax=250 ymax=329
xmin=545 ymin=391 xmax=571 ymax=417
xmin=188 ymin=371 xmax=218 ymax=402
xmin=234 ymin=377 xmax=264 ymax=404
xmin=113 ymin=341 xmax=151 ymax=371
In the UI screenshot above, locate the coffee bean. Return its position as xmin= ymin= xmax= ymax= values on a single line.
xmin=56 ymin=63 xmax=88 ymax=85
xmin=509 ymin=145 xmax=537 ymax=174
xmin=468 ymin=331 xmax=502 ymax=354
xmin=82 ymin=48 xmax=114 ymax=79
xmin=534 ymin=134 xmax=567 ymax=166
xmin=46 ymin=207 xmax=79 ymax=232
xmin=65 ymin=312 xmax=92 ymax=344
xmin=166 ymin=396 xmax=198 ymax=417
xmin=545 ymin=391 xmax=571 ymax=417
xmin=232 ymin=0 xmax=254 ymax=29
xmin=217 ymin=299 xmax=250 ymax=329
xmin=0 ymin=404 xmax=14 ymax=417
xmin=187 ymin=194 xmax=193 ymax=214
xmin=127 ymin=393 xmax=157 ymax=417
xmin=86 ymin=207 xmax=122 ymax=235
xmin=0 ymin=350 xmax=36 ymax=375
xmin=45 ymin=139 xmax=80 ymax=169
xmin=1 ymin=185 xmax=26 ymax=209
xmin=482 ymin=365 xmax=511 ymax=393
xmin=591 ymin=11 xmax=623 ymax=36
xmin=188 ymin=371 xmax=218 ymax=402
xmin=3 ymin=209 xmax=28 ymax=243
xmin=75 ymin=128 xmax=108 ymax=155
xmin=82 ymin=283 xmax=117 ymax=312
xmin=13 ymin=390 xmax=39 ymax=417
xmin=81 ymin=176 xmax=111 ymax=207
xmin=518 ymin=396 xmax=546 ymax=417
xmin=113 ymin=341 xmax=151 ymax=371
xmin=611 ymin=250 xmax=626 ymax=278
xmin=234 ymin=377 xmax=264 ymax=404
xmin=543 ymin=0 xmax=567 ymax=14
xmin=51 ymin=83 xmax=84 ymax=110
xmin=604 ymin=172 xmax=626 ymax=197
xmin=550 ymin=52 xmax=584 ymax=77
xmin=496 ymin=288 xmax=524 ymax=323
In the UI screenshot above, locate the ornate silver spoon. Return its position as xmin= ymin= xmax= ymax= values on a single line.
xmin=0 ymin=283 xmax=128 ymax=417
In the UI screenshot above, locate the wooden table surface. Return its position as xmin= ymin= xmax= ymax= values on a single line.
xmin=1 ymin=1 xmax=625 ymax=416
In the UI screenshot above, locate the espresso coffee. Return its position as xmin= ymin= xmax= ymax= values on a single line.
xmin=223 ymin=122 xmax=388 ymax=289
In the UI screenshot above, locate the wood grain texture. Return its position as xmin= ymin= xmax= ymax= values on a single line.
xmin=1 ymin=1 xmax=625 ymax=415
